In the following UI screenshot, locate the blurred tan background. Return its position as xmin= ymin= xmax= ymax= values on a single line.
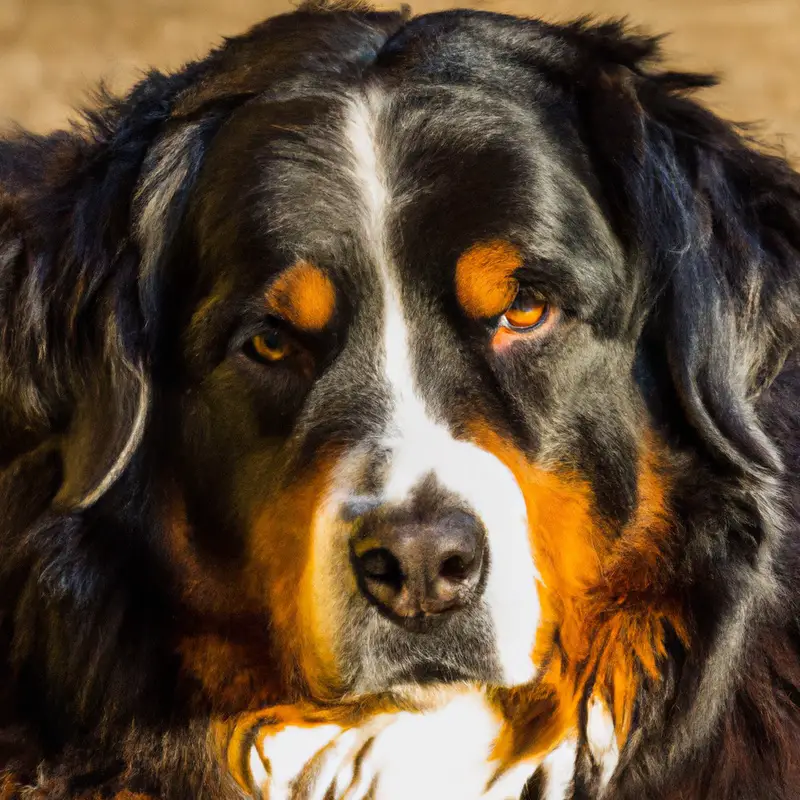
xmin=0 ymin=0 xmax=798 ymax=159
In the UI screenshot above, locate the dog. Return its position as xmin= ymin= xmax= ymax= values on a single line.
xmin=1 ymin=1 xmax=799 ymax=797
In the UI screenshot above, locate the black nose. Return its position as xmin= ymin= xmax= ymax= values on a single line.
xmin=351 ymin=510 xmax=486 ymax=620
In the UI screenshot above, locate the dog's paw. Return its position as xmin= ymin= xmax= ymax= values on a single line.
xmin=585 ymin=697 xmax=619 ymax=793
xmin=248 ymin=716 xmax=347 ymax=798
xmin=521 ymin=696 xmax=618 ymax=800
xmin=249 ymin=691 xmax=542 ymax=800
xmin=244 ymin=690 xmax=618 ymax=800
xmin=537 ymin=739 xmax=578 ymax=800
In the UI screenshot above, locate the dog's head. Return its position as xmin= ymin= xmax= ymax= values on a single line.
xmin=1 ymin=3 xmax=796 ymax=715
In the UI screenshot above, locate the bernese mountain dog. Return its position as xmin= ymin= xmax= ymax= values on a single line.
xmin=1 ymin=2 xmax=799 ymax=798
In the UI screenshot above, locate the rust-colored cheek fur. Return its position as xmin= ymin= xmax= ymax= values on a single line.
xmin=165 ymin=457 xmax=338 ymax=713
xmin=455 ymin=240 xmax=522 ymax=319
xmin=469 ymin=425 xmax=688 ymax=765
xmin=266 ymin=260 xmax=336 ymax=332
xmin=248 ymin=457 xmax=340 ymax=697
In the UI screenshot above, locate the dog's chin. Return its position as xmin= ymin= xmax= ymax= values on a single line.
xmin=387 ymin=661 xmax=491 ymax=687
xmin=344 ymin=659 xmax=504 ymax=702
xmin=334 ymin=601 xmax=508 ymax=699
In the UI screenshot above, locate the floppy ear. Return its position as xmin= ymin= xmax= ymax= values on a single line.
xmin=0 ymin=74 xmax=212 ymax=514
xmin=575 ymin=28 xmax=800 ymax=477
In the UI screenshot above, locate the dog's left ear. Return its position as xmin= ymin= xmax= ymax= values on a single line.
xmin=575 ymin=29 xmax=800 ymax=477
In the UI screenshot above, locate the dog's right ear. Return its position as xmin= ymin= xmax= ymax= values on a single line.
xmin=0 ymin=87 xmax=201 ymax=516
xmin=0 ymin=43 xmax=238 ymax=516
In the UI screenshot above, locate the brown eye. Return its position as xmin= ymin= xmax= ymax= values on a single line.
xmin=501 ymin=292 xmax=549 ymax=331
xmin=249 ymin=329 xmax=291 ymax=363
xmin=492 ymin=289 xmax=558 ymax=351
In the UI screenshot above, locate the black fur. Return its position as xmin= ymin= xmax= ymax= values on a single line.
xmin=1 ymin=4 xmax=799 ymax=798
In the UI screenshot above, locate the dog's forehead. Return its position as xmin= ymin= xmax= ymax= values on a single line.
xmin=190 ymin=68 xmax=623 ymax=319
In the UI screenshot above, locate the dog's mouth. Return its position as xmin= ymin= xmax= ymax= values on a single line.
xmin=387 ymin=661 xmax=488 ymax=686
xmin=349 ymin=650 xmax=503 ymax=697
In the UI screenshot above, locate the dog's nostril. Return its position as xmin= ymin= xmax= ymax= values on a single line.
xmin=439 ymin=553 xmax=473 ymax=581
xmin=358 ymin=547 xmax=403 ymax=587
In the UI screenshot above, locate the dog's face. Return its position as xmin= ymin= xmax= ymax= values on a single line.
xmin=159 ymin=57 xmax=649 ymax=700
xmin=1 ymin=6 xmax=788 ymax=734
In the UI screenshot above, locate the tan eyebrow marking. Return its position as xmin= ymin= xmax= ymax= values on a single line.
xmin=266 ymin=261 xmax=336 ymax=332
xmin=455 ymin=240 xmax=522 ymax=320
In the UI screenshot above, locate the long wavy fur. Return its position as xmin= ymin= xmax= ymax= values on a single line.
xmin=0 ymin=5 xmax=799 ymax=798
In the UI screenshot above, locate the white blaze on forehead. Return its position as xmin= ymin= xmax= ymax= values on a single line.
xmin=343 ymin=92 xmax=540 ymax=686
xmin=344 ymin=91 xmax=391 ymax=272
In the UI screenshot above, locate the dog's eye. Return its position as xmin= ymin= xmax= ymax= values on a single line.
xmin=500 ymin=290 xmax=549 ymax=331
xmin=247 ymin=329 xmax=291 ymax=363
xmin=492 ymin=288 xmax=557 ymax=351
